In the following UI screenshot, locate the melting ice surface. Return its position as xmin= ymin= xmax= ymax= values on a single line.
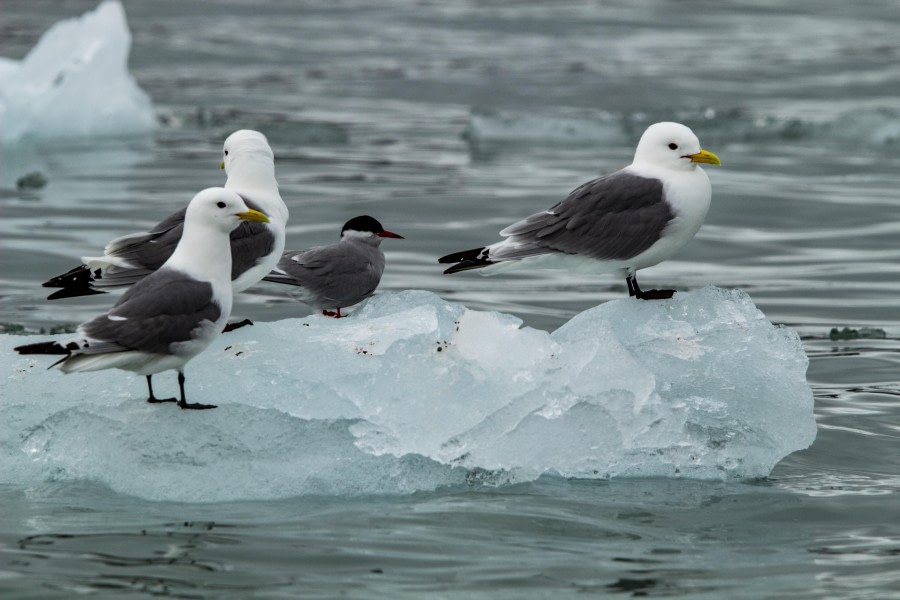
xmin=1 ymin=288 xmax=816 ymax=502
xmin=0 ymin=0 xmax=154 ymax=144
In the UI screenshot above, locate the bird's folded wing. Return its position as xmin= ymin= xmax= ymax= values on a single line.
xmin=495 ymin=171 xmax=672 ymax=262
xmin=81 ymin=270 xmax=221 ymax=354
xmin=229 ymin=220 xmax=276 ymax=280
xmin=103 ymin=207 xmax=188 ymax=270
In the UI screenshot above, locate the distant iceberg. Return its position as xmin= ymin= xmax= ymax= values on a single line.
xmin=0 ymin=0 xmax=154 ymax=144
xmin=1 ymin=288 xmax=816 ymax=502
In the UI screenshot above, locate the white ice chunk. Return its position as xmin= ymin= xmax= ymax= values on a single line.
xmin=1 ymin=287 xmax=816 ymax=502
xmin=451 ymin=288 xmax=816 ymax=480
xmin=0 ymin=0 xmax=154 ymax=144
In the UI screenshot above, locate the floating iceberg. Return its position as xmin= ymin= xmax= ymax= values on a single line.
xmin=1 ymin=288 xmax=816 ymax=502
xmin=0 ymin=0 xmax=154 ymax=144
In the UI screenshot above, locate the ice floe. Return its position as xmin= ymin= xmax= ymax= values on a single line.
xmin=1 ymin=288 xmax=816 ymax=501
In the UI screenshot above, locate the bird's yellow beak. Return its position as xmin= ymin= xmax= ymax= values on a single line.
xmin=687 ymin=149 xmax=721 ymax=166
xmin=220 ymin=161 xmax=225 ymax=170
xmin=237 ymin=209 xmax=269 ymax=223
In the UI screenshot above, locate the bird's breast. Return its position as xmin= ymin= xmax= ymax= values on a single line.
xmin=661 ymin=170 xmax=711 ymax=233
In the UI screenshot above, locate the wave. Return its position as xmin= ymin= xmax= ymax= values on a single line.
xmin=463 ymin=106 xmax=900 ymax=148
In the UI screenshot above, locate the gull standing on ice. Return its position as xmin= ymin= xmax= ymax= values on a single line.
xmin=438 ymin=122 xmax=721 ymax=299
xmin=262 ymin=215 xmax=403 ymax=318
xmin=42 ymin=130 xmax=288 ymax=303
xmin=16 ymin=188 xmax=269 ymax=410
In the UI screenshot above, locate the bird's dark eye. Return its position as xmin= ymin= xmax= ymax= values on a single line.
xmin=224 ymin=150 xmax=229 ymax=156
xmin=216 ymin=201 xmax=226 ymax=208
xmin=668 ymin=143 xmax=678 ymax=150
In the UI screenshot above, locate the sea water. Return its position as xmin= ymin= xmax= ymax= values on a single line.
xmin=1 ymin=1 xmax=899 ymax=598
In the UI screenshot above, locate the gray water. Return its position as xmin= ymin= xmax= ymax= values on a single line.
xmin=2 ymin=1 xmax=900 ymax=597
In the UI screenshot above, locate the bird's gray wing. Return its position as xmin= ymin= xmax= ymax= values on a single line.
xmin=105 ymin=208 xmax=187 ymax=270
xmin=79 ymin=269 xmax=221 ymax=355
xmin=104 ymin=196 xmax=275 ymax=283
xmin=265 ymin=244 xmax=384 ymax=307
xmin=493 ymin=171 xmax=672 ymax=262
xmin=228 ymin=199 xmax=275 ymax=280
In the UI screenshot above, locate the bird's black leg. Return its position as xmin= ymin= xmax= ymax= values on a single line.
xmin=223 ymin=319 xmax=253 ymax=333
xmin=626 ymin=274 xmax=676 ymax=301
xmin=626 ymin=274 xmax=639 ymax=297
xmin=146 ymin=375 xmax=177 ymax=404
xmin=176 ymin=371 xmax=218 ymax=410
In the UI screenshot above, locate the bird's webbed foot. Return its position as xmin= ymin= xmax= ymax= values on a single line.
xmin=177 ymin=400 xmax=218 ymax=410
xmin=146 ymin=375 xmax=177 ymax=404
xmin=634 ymin=288 xmax=676 ymax=300
xmin=626 ymin=275 xmax=676 ymax=301
xmin=147 ymin=396 xmax=177 ymax=404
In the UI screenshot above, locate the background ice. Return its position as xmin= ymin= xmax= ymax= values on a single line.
xmin=0 ymin=0 xmax=154 ymax=144
xmin=1 ymin=288 xmax=815 ymax=502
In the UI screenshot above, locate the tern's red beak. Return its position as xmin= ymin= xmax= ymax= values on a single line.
xmin=377 ymin=230 xmax=404 ymax=239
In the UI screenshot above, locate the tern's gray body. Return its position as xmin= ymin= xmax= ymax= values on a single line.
xmin=264 ymin=215 xmax=403 ymax=317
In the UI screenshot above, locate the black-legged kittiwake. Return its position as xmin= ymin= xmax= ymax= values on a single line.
xmin=42 ymin=130 xmax=288 ymax=304
xmin=438 ymin=121 xmax=721 ymax=299
xmin=16 ymin=188 xmax=270 ymax=410
xmin=263 ymin=215 xmax=403 ymax=318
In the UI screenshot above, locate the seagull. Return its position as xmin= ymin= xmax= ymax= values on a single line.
xmin=42 ymin=130 xmax=288 ymax=304
xmin=262 ymin=215 xmax=403 ymax=318
xmin=15 ymin=188 xmax=269 ymax=410
xmin=438 ymin=122 xmax=721 ymax=299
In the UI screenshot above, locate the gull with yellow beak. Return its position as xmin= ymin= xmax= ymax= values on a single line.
xmin=42 ymin=130 xmax=288 ymax=307
xmin=439 ymin=122 xmax=721 ymax=299
xmin=16 ymin=188 xmax=270 ymax=410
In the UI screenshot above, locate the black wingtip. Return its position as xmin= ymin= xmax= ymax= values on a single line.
xmin=442 ymin=259 xmax=494 ymax=275
xmin=43 ymin=264 xmax=92 ymax=288
xmin=261 ymin=274 xmax=303 ymax=288
xmin=14 ymin=340 xmax=74 ymax=355
xmin=438 ymin=247 xmax=493 ymax=274
xmin=42 ymin=264 xmax=105 ymax=299
xmin=440 ymin=246 xmax=492 ymax=263
xmin=46 ymin=287 xmax=107 ymax=300
xmin=438 ymin=247 xmax=485 ymax=264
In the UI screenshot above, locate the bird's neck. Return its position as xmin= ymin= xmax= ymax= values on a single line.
xmin=225 ymin=159 xmax=278 ymax=192
xmin=628 ymin=161 xmax=703 ymax=181
xmin=341 ymin=231 xmax=381 ymax=247
xmin=166 ymin=224 xmax=234 ymax=286
xmin=224 ymin=164 xmax=287 ymax=222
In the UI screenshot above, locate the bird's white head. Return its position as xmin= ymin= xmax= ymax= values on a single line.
xmin=184 ymin=187 xmax=270 ymax=236
xmin=221 ymin=129 xmax=276 ymax=182
xmin=632 ymin=122 xmax=721 ymax=172
xmin=169 ymin=188 xmax=270 ymax=279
